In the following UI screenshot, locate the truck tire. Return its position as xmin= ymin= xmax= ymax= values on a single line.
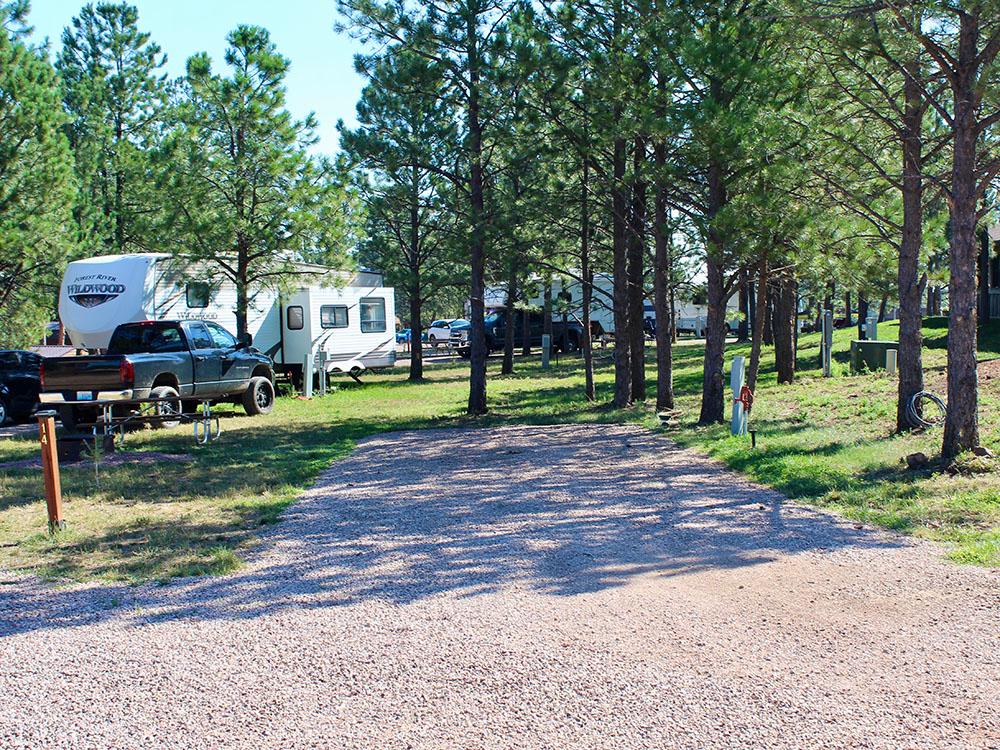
xmin=562 ymin=333 xmax=580 ymax=353
xmin=149 ymin=386 xmax=182 ymax=429
xmin=243 ymin=376 xmax=275 ymax=416
xmin=0 ymin=397 xmax=7 ymax=426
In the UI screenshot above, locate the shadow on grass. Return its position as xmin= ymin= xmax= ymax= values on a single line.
xmin=0 ymin=423 xmax=904 ymax=637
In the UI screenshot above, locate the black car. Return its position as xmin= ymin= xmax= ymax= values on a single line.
xmin=0 ymin=350 xmax=42 ymax=424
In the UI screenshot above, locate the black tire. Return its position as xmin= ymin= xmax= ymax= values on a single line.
xmin=562 ymin=334 xmax=580 ymax=353
xmin=242 ymin=376 xmax=275 ymax=416
xmin=149 ymin=385 xmax=182 ymax=429
xmin=0 ymin=398 xmax=8 ymax=426
xmin=429 ymin=334 xmax=439 ymax=349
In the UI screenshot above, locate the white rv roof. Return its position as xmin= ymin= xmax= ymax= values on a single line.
xmin=69 ymin=253 xmax=170 ymax=264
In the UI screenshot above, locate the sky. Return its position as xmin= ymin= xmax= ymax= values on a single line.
xmin=27 ymin=0 xmax=368 ymax=155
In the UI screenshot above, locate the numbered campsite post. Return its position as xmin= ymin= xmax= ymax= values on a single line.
xmin=731 ymin=356 xmax=746 ymax=436
xmin=37 ymin=414 xmax=64 ymax=532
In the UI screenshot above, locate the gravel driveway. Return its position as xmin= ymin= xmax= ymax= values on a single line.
xmin=1 ymin=424 xmax=997 ymax=750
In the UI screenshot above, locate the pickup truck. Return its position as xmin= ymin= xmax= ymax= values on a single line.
xmin=452 ymin=310 xmax=585 ymax=356
xmin=40 ymin=320 xmax=276 ymax=429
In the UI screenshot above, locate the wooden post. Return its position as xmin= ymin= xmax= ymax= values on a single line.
xmin=37 ymin=415 xmax=64 ymax=532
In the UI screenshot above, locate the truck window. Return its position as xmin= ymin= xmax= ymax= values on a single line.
xmin=187 ymin=322 xmax=214 ymax=350
xmin=186 ymin=282 xmax=210 ymax=308
xmin=360 ymin=298 xmax=386 ymax=333
xmin=205 ymin=322 xmax=237 ymax=349
xmin=287 ymin=306 xmax=304 ymax=330
xmin=320 ymin=305 xmax=348 ymax=329
xmin=109 ymin=324 xmax=186 ymax=354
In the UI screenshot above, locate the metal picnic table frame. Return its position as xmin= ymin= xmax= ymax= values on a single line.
xmin=64 ymin=396 xmax=222 ymax=446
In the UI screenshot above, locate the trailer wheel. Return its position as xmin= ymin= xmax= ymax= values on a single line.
xmin=149 ymin=386 xmax=182 ymax=429
xmin=243 ymin=377 xmax=275 ymax=416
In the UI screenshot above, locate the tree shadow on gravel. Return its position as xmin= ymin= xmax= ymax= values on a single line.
xmin=0 ymin=423 xmax=905 ymax=637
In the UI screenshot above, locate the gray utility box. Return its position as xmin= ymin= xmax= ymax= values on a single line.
xmin=850 ymin=340 xmax=899 ymax=373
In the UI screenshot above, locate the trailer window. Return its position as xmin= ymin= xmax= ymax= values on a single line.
xmin=320 ymin=305 xmax=348 ymax=329
xmin=286 ymin=306 xmax=304 ymax=330
xmin=360 ymin=298 xmax=386 ymax=333
xmin=186 ymin=282 xmax=210 ymax=308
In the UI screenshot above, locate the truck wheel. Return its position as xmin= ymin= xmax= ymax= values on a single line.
xmin=150 ymin=386 xmax=182 ymax=429
xmin=243 ymin=377 xmax=275 ymax=416
xmin=0 ymin=398 xmax=7 ymax=426
xmin=562 ymin=334 xmax=579 ymax=353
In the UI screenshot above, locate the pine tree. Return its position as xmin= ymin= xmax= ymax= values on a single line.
xmin=57 ymin=2 xmax=168 ymax=254
xmin=0 ymin=1 xmax=76 ymax=347
xmin=341 ymin=47 xmax=461 ymax=381
xmin=161 ymin=26 xmax=348 ymax=338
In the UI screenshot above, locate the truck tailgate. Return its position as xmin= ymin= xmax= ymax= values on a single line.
xmin=41 ymin=356 xmax=125 ymax=392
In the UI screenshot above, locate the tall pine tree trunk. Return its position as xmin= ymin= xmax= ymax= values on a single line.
xmin=737 ymin=268 xmax=750 ymax=342
xmin=407 ymin=200 xmax=423 ymax=382
xmin=773 ymin=266 xmax=796 ymax=384
xmin=698 ymin=159 xmax=728 ymax=424
xmin=581 ymin=158 xmax=595 ymax=402
xmin=652 ymin=155 xmax=674 ymax=411
xmin=942 ymin=10 xmax=982 ymax=456
xmin=612 ymin=136 xmax=631 ymax=407
xmin=628 ymin=136 xmax=646 ymax=401
xmin=521 ymin=307 xmax=530 ymax=355
xmin=501 ymin=260 xmax=517 ymax=375
xmin=747 ymin=258 xmax=768 ymax=391
xmin=465 ymin=14 xmax=487 ymax=415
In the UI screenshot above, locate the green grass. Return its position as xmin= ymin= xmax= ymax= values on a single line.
xmin=1 ymin=316 xmax=998 ymax=582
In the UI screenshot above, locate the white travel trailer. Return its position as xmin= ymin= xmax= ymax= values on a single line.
xmin=59 ymin=253 xmax=396 ymax=382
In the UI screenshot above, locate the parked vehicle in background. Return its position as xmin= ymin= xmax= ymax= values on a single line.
xmin=40 ymin=320 xmax=276 ymax=429
xmin=0 ymin=350 xmax=42 ymax=424
xmin=454 ymin=310 xmax=584 ymax=357
xmin=58 ymin=254 xmax=396 ymax=384
xmin=427 ymin=319 xmax=466 ymax=348
xmin=396 ymin=328 xmax=411 ymax=344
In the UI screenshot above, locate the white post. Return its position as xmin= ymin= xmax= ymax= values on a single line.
xmin=886 ymin=348 xmax=897 ymax=375
xmin=731 ymin=355 xmax=746 ymax=436
xmin=867 ymin=315 xmax=878 ymax=340
xmin=303 ymin=353 xmax=314 ymax=398
xmin=317 ymin=351 xmax=327 ymax=396
xmin=541 ymin=334 xmax=551 ymax=369
xmin=822 ymin=310 xmax=833 ymax=377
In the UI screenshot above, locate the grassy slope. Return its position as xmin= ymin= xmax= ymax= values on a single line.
xmin=0 ymin=317 xmax=997 ymax=583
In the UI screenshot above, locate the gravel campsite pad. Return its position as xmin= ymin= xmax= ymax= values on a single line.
xmin=1 ymin=424 xmax=997 ymax=749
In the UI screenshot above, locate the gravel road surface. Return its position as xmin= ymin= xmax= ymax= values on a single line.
xmin=1 ymin=424 xmax=997 ymax=749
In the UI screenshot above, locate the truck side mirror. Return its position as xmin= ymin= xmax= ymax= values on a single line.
xmin=237 ymin=332 xmax=253 ymax=348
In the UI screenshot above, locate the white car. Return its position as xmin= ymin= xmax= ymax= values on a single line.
xmin=427 ymin=319 xmax=466 ymax=348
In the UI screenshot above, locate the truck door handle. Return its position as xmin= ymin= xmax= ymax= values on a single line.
xmin=195 ymin=355 xmax=207 ymax=362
